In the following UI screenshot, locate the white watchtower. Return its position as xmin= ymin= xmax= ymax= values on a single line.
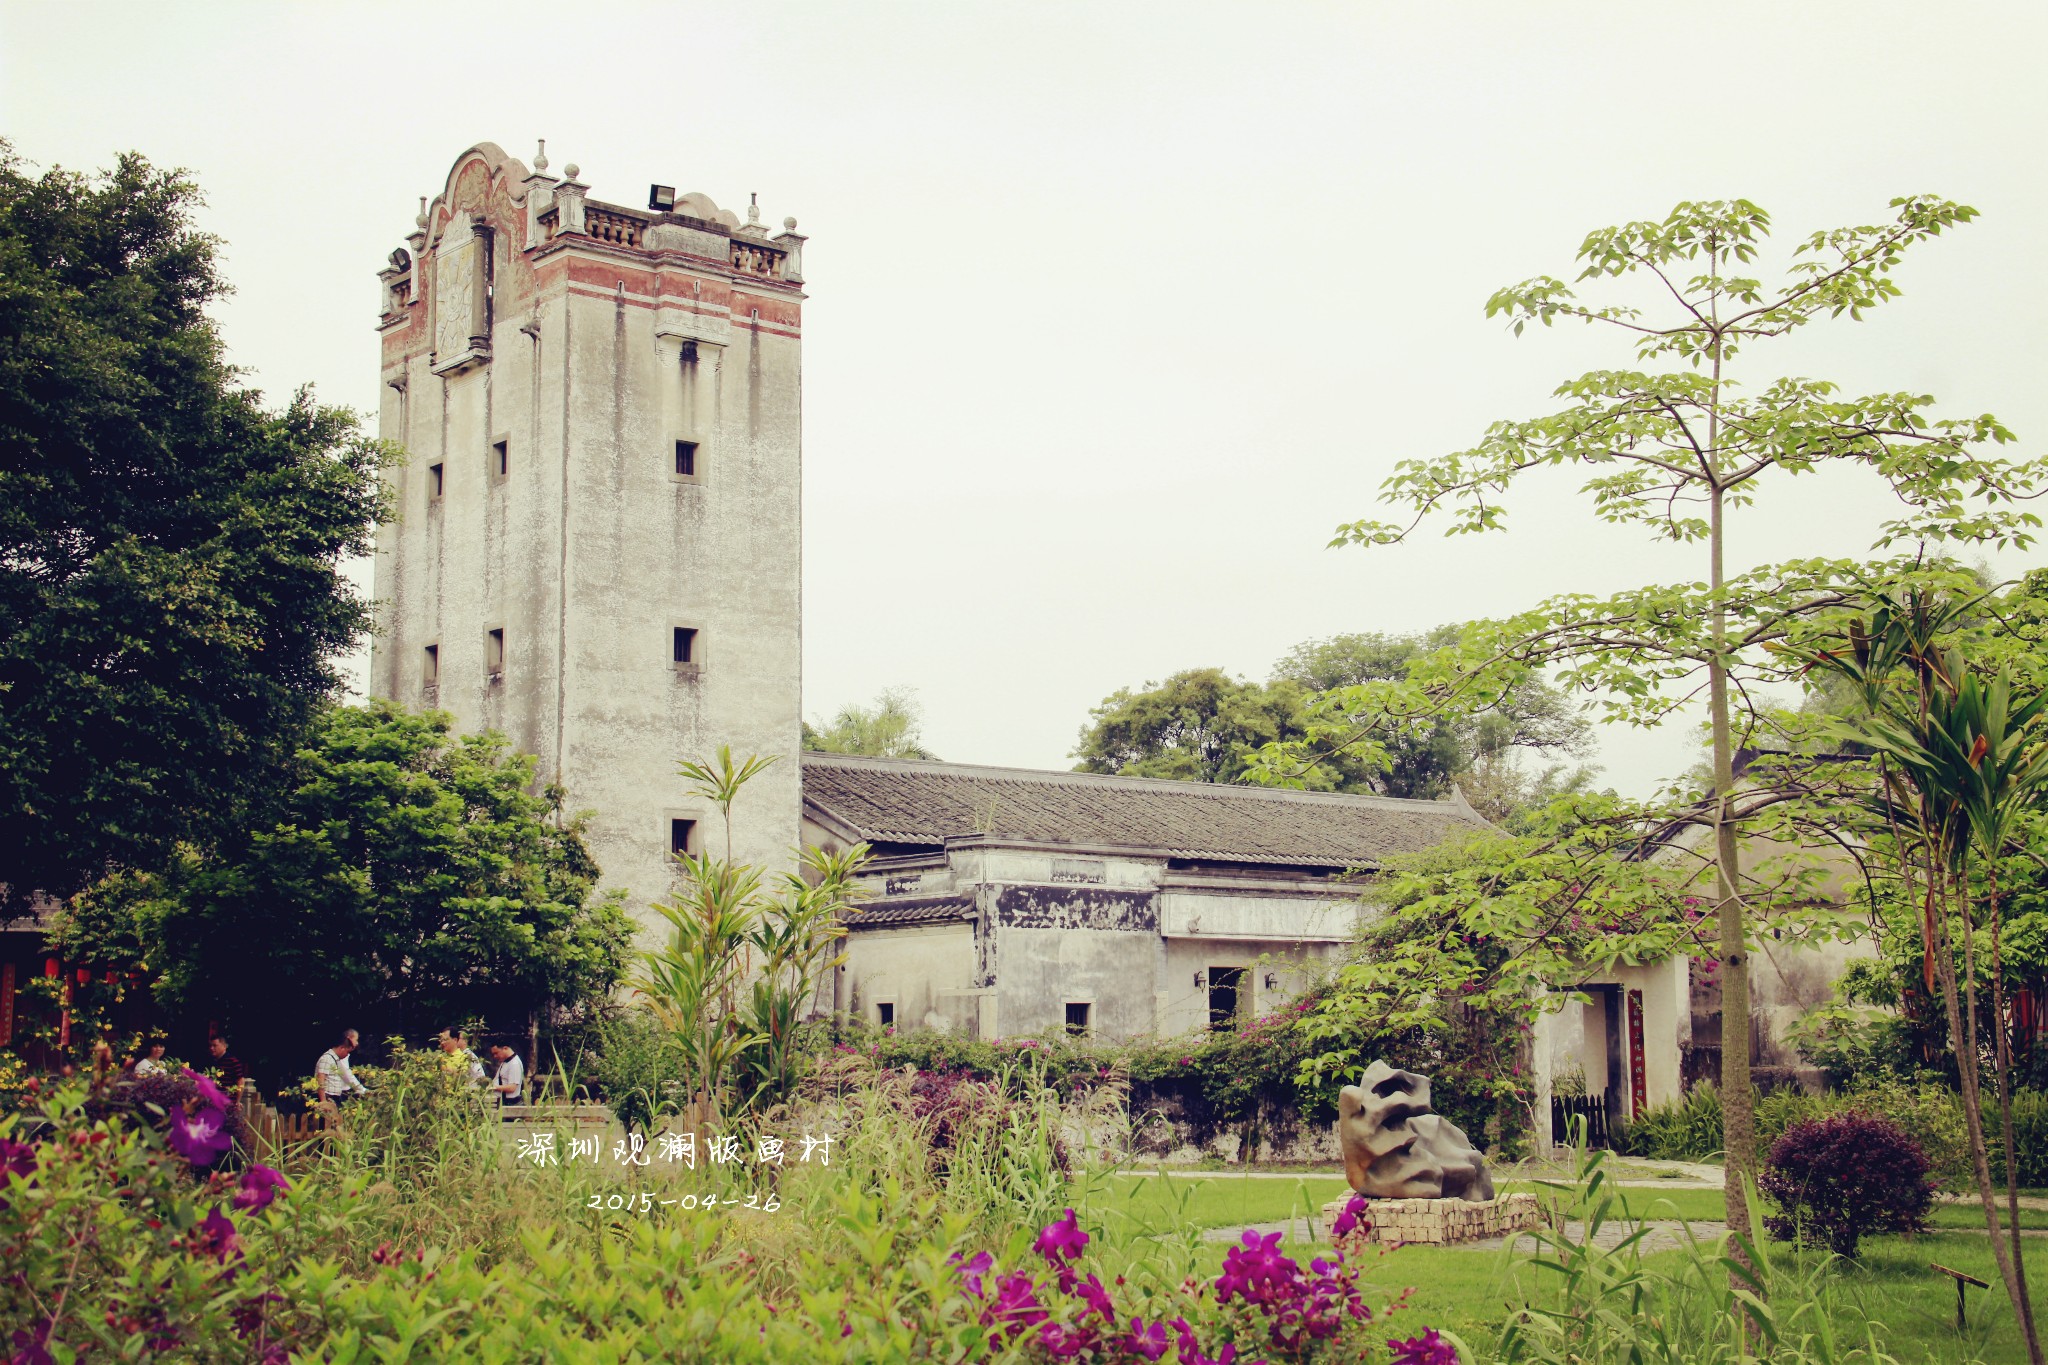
xmin=369 ymin=140 xmax=807 ymax=932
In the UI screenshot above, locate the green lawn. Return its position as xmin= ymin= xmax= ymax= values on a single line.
xmin=1068 ymin=1173 xmax=2048 ymax=1363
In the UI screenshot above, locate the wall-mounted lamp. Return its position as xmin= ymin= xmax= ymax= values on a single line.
xmin=1192 ymin=971 xmax=1205 ymax=988
xmin=1264 ymin=973 xmax=1278 ymax=990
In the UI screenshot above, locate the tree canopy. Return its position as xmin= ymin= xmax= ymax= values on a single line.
xmin=0 ymin=144 xmax=385 ymax=913
xmin=802 ymin=686 xmax=938 ymax=760
xmin=1072 ymin=632 xmax=1592 ymax=818
xmin=55 ymin=703 xmax=634 ymax=1081
xmin=1273 ymin=194 xmax=2048 ymax=1248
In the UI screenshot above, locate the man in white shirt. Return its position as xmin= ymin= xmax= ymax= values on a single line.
xmin=489 ymin=1043 xmax=526 ymax=1104
xmin=437 ymin=1028 xmax=487 ymax=1085
xmin=315 ymin=1036 xmax=368 ymax=1107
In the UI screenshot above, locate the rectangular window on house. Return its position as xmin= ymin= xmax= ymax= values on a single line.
xmin=1065 ymin=1002 xmax=1092 ymax=1038
xmin=1208 ymin=966 xmax=1245 ymax=1033
xmin=428 ymin=463 xmax=445 ymax=501
xmin=422 ymin=643 xmax=439 ymax=686
xmin=486 ymin=628 xmax=505 ymax=680
xmin=670 ymin=818 xmax=696 ymax=859
xmin=673 ymin=627 xmax=698 ymax=666
xmin=876 ymin=1002 xmax=895 ymax=1029
xmin=492 ymin=439 xmax=508 ymax=481
xmin=673 ymin=439 xmax=699 ymax=482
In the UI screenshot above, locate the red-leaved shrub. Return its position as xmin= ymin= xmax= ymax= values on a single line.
xmin=1760 ymin=1111 xmax=1932 ymax=1257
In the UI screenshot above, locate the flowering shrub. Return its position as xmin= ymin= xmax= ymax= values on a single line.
xmin=0 ymin=1079 xmax=317 ymax=1359
xmin=1761 ymin=1113 xmax=1933 ymax=1257
xmin=950 ymin=1205 xmax=1442 ymax=1364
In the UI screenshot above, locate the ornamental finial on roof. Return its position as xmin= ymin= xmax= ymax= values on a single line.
xmin=415 ymin=196 xmax=427 ymax=230
xmin=533 ymin=138 xmax=549 ymax=172
xmin=748 ymin=193 xmax=760 ymax=226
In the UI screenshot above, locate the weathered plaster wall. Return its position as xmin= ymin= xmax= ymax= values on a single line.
xmin=843 ymin=925 xmax=975 ymax=1028
xmin=837 ymin=840 xmax=1361 ymax=1043
xmin=372 ymin=145 xmax=804 ymax=942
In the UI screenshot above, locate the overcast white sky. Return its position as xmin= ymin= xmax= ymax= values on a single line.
xmin=6 ymin=2 xmax=2046 ymax=796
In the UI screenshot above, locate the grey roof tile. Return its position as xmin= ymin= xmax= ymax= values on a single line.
xmin=801 ymin=755 xmax=1486 ymax=869
xmin=843 ymin=894 xmax=974 ymax=928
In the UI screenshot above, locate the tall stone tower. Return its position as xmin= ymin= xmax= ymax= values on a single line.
xmin=369 ymin=141 xmax=807 ymax=934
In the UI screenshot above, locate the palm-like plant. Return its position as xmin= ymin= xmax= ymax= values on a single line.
xmin=632 ymin=748 xmax=872 ymax=1133
xmin=1794 ymin=590 xmax=2045 ymax=1364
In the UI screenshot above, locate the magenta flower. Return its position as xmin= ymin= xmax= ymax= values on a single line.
xmin=1390 ymin=1328 xmax=1459 ymax=1364
xmin=1034 ymin=1208 xmax=1089 ymax=1265
xmin=233 ymin=1164 xmax=290 ymax=1212
xmin=1121 ymin=1317 xmax=1170 ymax=1361
xmin=0 ymin=1137 xmax=35 ymax=1182
xmin=1071 ymin=1272 xmax=1116 ymax=1321
xmin=1169 ymin=1317 xmax=1238 ymax=1365
xmin=167 ymin=1106 xmax=232 ymax=1167
xmin=1332 ymin=1193 xmax=1370 ymax=1239
xmin=950 ymin=1250 xmax=994 ymax=1297
xmin=185 ymin=1067 xmax=231 ymax=1112
xmin=194 ymin=1206 xmax=241 ymax=1263
xmin=982 ymin=1271 xmax=1050 ymax=1343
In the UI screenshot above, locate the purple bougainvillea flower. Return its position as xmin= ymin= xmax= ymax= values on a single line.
xmin=949 ymin=1250 xmax=995 ymax=1297
xmin=1034 ymin=1208 xmax=1088 ymax=1265
xmin=1071 ymin=1272 xmax=1116 ymax=1322
xmin=1332 ymin=1193 xmax=1370 ymax=1239
xmin=0 ymin=1137 xmax=35 ymax=1182
xmin=1121 ymin=1317 xmax=1170 ymax=1362
xmin=1389 ymin=1328 xmax=1459 ymax=1365
xmin=981 ymin=1271 xmax=1050 ymax=1343
xmin=185 ymin=1067 xmax=231 ymax=1112
xmin=8 ymin=1317 xmax=54 ymax=1365
xmin=233 ymin=1164 xmax=290 ymax=1212
xmin=1168 ymin=1317 xmax=1237 ymax=1365
xmin=194 ymin=1206 xmax=241 ymax=1263
xmin=168 ymin=1106 xmax=232 ymax=1167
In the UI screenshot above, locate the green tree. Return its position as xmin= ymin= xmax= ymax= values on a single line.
xmin=1283 ymin=196 xmax=2048 ymax=1249
xmin=803 ymin=686 xmax=938 ymax=759
xmin=1789 ymin=589 xmax=2045 ymax=1359
xmin=1073 ymin=667 xmax=1303 ymax=785
xmin=56 ymin=703 xmax=633 ymax=1082
xmin=1074 ymin=639 xmax=1591 ymax=816
xmin=0 ymin=144 xmax=385 ymax=913
xmin=1273 ymin=631 xmax=1593 ymax=808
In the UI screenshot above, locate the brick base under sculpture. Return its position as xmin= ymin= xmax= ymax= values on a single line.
xmin=1322 ymin=1193 xmax=1540 ymax=1250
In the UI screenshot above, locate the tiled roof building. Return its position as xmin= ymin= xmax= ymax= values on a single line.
xmin=800 ymin=754 xmax=1488 ymax=1042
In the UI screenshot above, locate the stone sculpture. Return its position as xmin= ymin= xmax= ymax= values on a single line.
xmin=1336 ymin=1060 xmax=1496 ymax=1202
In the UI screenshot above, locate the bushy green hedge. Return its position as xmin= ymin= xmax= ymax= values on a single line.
xmin=1614 ymin=1077 xmax=2027 ymax=1194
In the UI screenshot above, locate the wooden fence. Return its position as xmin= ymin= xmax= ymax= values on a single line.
xmin=236 ymin=1083 xmax=331 ymax=1161
xmin=1550 ymin=1093 xmax=1614 ymax=1149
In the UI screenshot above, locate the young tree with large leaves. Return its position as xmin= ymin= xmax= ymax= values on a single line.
xmin=0 ymin=144 xmax=385 ymax=912
xmin=1272 ymin=197 xmax=2048 ymax=1246
xmin=56 ymin=703 xmax=635 ymax=1082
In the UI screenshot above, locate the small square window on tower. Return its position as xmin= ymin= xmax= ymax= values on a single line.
xmin=486 ymin=627 xmax=505 ymax=682
xmin=1065 ymin=1002 xmax=1092 ymax=1038
xmin=672 ymin=626 xmax=700 ymax=674
xmin=673 ymin=439 xmax=700 ymax=483
xmin=670 ymin=817 xmax=697 ymax=860
xmin=492 ymin=439 xmax=509 ymax=482
xmin=422 ymin=643 xmax=439 ymax=690
xmin=428 ymin=462 xmax=445 ymax=502
xmin=876 ymin=1002 xmax=896 ymax=1030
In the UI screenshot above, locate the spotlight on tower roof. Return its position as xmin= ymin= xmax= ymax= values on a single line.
xmin=648 ymin=184 xmax=676 ymax=212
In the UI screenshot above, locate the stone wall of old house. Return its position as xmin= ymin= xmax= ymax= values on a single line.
xmin=837 ymin=840 xmax=1358 ymax=1043
xmin=371 ymin=143 xmax=806 ymax=941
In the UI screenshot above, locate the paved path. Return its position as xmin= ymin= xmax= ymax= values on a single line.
xmin=1202 ymin=1217 xmax=1728 ymax=1254
xmin=1205 ymin=1215 xmax=2047 ymax=1252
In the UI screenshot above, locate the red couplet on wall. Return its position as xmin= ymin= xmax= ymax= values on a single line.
xmin=1627 ymin=988 xmax=1648 ymax=1118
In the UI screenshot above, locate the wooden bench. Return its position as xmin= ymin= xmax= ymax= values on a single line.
xmin=1931 ymin=1262 xmax=1988 ymax=1329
